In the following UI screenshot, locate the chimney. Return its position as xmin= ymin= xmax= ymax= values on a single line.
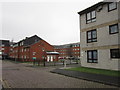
xmin=25 ymin=37 xmax=28 ymax=39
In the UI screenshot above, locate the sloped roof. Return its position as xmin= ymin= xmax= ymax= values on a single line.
xmin=78 ymin=2 xmax=109 ymax=15
xmin=46 ymin=52 xmax=59 ymax=55
xmin=19 ymin=35 xmax=42 ymax=46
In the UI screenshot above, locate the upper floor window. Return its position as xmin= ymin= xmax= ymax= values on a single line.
xmin=109 ymin=24 xmax=119 ymax=34
xmin=1 ymin=48 xmax=4 ymax=50
xmin=108 ymin=2 xmax=117 ymax=12
xmin=110 ymin=49 xmax=120 ymax=59
xmin=22 ymin=49 xmax=23 ymax=52
xmin=86 ymin=10 xmax=96 ymax=24
xmin=87 ymin=29 xmax=97 ymax=43
xmin=87 ymin=50 xmax=98 ymax=63
xmin=1 ymin=44 xmax=5 ymax=47
xmin=24 ymin=49 xmax=26 ymax=52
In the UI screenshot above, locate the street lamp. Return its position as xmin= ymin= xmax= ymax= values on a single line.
xmin=42 ymin=49 xmax=46 ymax=67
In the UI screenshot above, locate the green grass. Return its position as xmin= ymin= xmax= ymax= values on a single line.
xmin=67 ymin=67 xmax=120 ymax=77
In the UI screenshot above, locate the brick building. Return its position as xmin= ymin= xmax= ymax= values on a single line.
xmin=0 ymin=40 xmax=10 ymax=59
xmin=54 ymin=42 xmax=80 ymax=59
xmin=9 ymin=35 xmax=59 ymax=62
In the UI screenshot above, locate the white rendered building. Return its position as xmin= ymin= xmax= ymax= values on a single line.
xmin=78 ymin=2 xmax=120 ymax=70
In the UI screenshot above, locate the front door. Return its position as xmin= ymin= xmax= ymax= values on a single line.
xmin=51 ymin=56 xmax=53 ymax=62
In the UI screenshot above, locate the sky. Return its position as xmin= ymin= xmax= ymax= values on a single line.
xmin=0 ymin=0 xmax=102 ymax=45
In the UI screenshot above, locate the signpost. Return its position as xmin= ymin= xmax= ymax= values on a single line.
xmin=64 ymin=59 xmax=66 ymax=68
xmin=33 ymin=57 xmax=36 ymax=65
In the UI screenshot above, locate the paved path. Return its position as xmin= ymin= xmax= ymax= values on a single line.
xmin=2 ymin=60 xmax=118 ymax=88
xmin=51 ymin=69 xmax=120 ymax=87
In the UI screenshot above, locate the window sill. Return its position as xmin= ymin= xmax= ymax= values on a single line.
xmin=87 ymin=62 xmax=98 ymax=63
xmin=109 ymin=32 xmax=119 ymax=35
xmin=86 ymin=20 xmax=96 ymax=24
xmin=108 ymin=8 xmax=117 ymax=12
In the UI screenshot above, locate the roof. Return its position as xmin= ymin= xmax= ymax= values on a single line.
xmin=78 ymin=2 xmax=109 ymax=15
xmin=53 ymin=42 xmax=80 ymax=46
xmin=53 ymin=42 xmax=80 ymax=49
xmin=18 ymin=35 xmax=42 ymax=46
xmin=46 ymin=52 xmax=59 ymax=55
xmin=24 ymin=35 xmax=42 ymax=46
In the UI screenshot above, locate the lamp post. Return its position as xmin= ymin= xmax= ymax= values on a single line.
xmin=42 ymin=49 xmax=46 ymax=67
xmin=64 ymin=57 xmax=67 ymax=68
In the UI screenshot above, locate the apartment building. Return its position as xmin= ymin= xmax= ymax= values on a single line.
xmin=54 ymin=42 xmax=80 ymax=59
xmin=9 ymin=35 xmax=59 ymax=62
xmin=0 ymin=40 xmax=10 ymax=59
xmin=78 ymin=2 xmax=120 ymax=70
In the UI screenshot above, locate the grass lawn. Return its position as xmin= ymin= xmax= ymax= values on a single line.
xmin=67 ymin=67 xmax=120 ymax=77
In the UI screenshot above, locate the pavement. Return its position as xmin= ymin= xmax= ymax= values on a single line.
xmin=51 ymin=68 xmax=120 ymax=87
xmin=2 ymin=60 xmax=119 ymax=88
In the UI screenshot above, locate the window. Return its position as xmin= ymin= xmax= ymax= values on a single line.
xmin=21 ymin=42 xmax=24 ymax=46
xmin=110 ymin=49 xmax=120 ymax=58
xmin=22 ymin=49 xmax=23 ymax=52
xmin=1 ymin=48 xmax=4 ymax=50
xmin=33 ymin=52 xmax=36 ymax=55
xmin=24 ymin=49 xmax=26 ymax=52
xmin=24 ymin=56 xmax=26 ymax=59
xmin=86 ymin=10 xmax=96 ymax=24
xmin=109 ymin=24 xmax=119 ymax=34
xmin=108 ymin=2 xmax=117 ymax=12
xmin=87 ymin=50 xmax=98 ymax=63
xmin=1 ymin=44 xmax=5 ymax=47
xmin=87 ymin=29 xmax=97 ymax=43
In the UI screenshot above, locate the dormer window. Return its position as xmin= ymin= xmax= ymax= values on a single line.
xmin=86 ymin=10 xmax=96 ymax=24
xmin=108 ymin=2 xmax=117 ymax=12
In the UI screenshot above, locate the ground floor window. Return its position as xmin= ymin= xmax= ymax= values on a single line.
xmin=87 ymin=50 xmax=98 ymax=63
xmin=110 ymin=49 xmax=120 ymax=59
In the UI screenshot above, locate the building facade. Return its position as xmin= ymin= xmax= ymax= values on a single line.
xmin=54 ymin=42 xmax=80 ymax=59
xmin=9 ymin=35 xmax=59 ymax=62
xmin=78 ymin=2 xmax=120 ymax=70
xmin=0 ymin=40 xmax=10 ymax=59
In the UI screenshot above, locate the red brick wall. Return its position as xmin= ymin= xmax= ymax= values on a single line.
xmin=9 ymin=39 xmax=58 ymax=62
xmin=71 ymin=47 xmax=80 ymax=57
xmin=9 ymin=40 xmax=54 ymax=62
xmin=54 ymin=45 xmax=80 ymax=58
xmin=29 ymin=40 xmax=54 ymax=61
xmin=2 ymin=46 xmax=10 ymax=55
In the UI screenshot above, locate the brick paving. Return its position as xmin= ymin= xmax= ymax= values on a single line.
xmin=2 ymin=60 xmax=118 ymax=88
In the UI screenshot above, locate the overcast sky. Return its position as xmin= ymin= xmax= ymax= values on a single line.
xmin=0 ymin=0 xmax=102 ymax=45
